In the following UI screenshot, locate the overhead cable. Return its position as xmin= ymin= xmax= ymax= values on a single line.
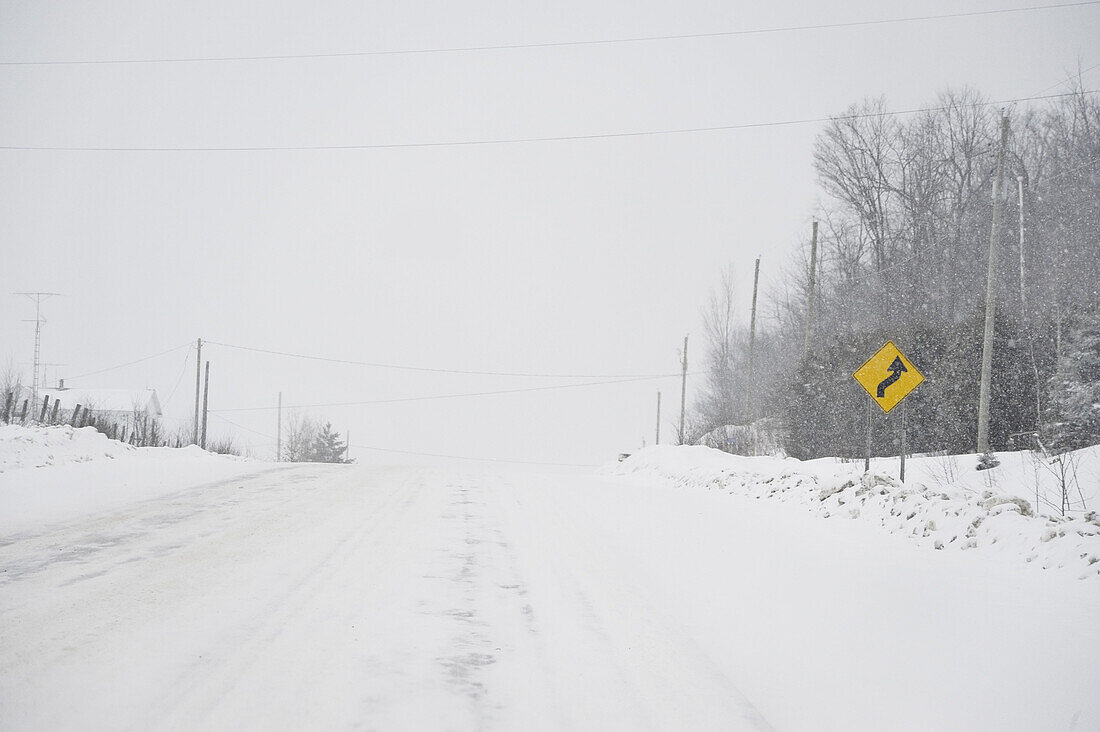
xmin=62 ymin=341 xmax=193 ymax=380
xmin=1 ymin=2 xmax=1095 ymax=66
xmin=2 ymin=90 xmax=1095 ymax=152
xmin=205 ymin=340 xmax=680 ymax=379
xmin=211 ymin=372 xmax=700 ymax=412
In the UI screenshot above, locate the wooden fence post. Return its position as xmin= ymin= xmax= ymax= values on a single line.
xmin=38 ymin=395 xmax=49 ymax=423
xmin=71 ymin=404 xmax=82 ymax=427
xmin=49 ymin=399 xmax=60 ymax=425
xmin=19 ymin=399 xmax=29 ymax=423
xmin=2 ymin=391 xmax=11 ymax=423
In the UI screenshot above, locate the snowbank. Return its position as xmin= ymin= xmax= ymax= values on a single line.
xmin=611 ymin=445 xmax=1100 ymax=580
xmin=0 ymin=423 xmax=142 ymax=472
xmin=0 ymin=424 xmax=275 ymax=534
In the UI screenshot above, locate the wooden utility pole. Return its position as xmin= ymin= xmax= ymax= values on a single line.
xmin=276 ymin=392 xmax=282 ymax=462
xmin=977 ymin=113 xmax=1009 ymax=456
xmin=678 ymin=335 xmax=688 ymax=445
xmin=201 ymin=361 xmax=210 ymax=449
xmin=746 ymin=256 xmax=761 ymax=420
xmin=1017 ymin=175 xmax=1026 ymax=322
xmin=803 ymin=221 xmax=819 ymax=358
xmin=655 ymin=391 xmax=661 ymax=445
xmin=193 ymin=338 xmax=202 ymax=445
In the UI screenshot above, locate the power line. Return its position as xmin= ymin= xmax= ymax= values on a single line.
xmin=2 ymin=90 xmax=1094 ymax=153
xmin=62 ymin=342 xmax=193 ymax=380
xmin=1040 ymin=154 xmax=1100 ymax=182
xmin=205 ymin=339 xmax=680 ymax=379
xmin=1 ymin=2 xmax=1096 ymax=66
xmin=1023 ymin=61 xmax=1100 ymax=98
xmin=161 ymin=344 xmax=195 ymax=408
xmin=208 ymin=412 xmax=275 ymax=443
xmin=212 ymin=372 xmax=701 ymax=413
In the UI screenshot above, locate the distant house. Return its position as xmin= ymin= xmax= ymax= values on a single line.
xmin=36 ymin=386 xmax=162 ymax=423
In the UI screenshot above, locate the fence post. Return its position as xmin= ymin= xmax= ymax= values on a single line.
xmin=49 ymin=399 xmax=60 ymax=425
xmin=2 ymin=391 xmax=11 ymax=423
xmin=38 ymin=395 xmax=49 ymax=423
xmin=19 ymin=399 xmax=29 ymax=423
xmin=71 ymin=404 xmax=82 ymax=427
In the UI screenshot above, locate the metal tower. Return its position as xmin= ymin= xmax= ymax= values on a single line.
xmin=15 ymin=292 xmax=60 ymax=408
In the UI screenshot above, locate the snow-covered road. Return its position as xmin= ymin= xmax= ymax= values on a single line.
xmin=2 ymin=464 xmax=1098 ymax=730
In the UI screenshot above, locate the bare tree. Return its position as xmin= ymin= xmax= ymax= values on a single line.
xmin=282 ymin=411 xmax=318 ymax=462
xmin=1 ymin=360 xmax=25 ymax=423
xmin=694 ymin=265 xmax=749 ymax=436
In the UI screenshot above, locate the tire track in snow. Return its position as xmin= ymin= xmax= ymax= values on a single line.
xmin=494 ymin=472 xmax=775 ymax=731
xmin=151 ymin=468 xmax=424 ymax=728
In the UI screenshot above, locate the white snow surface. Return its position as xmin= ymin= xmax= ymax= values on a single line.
xmin=1 ymin=428 xmax=1099 ymax=730
xmin=0 ymin=425 xmax=269 ymax=533
xmin=612 ymin=445 xmax=1100 ymax=580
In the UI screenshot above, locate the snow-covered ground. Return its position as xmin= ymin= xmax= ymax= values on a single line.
xmin=612 ymin=445 xmax=1100 ymax=580
xmin=0 ymin=424 xmax=276 ymax=533
xmin=1 ymin=426 xmax=1098 ymax=730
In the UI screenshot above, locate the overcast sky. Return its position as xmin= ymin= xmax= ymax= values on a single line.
xmin=1 ymin=1 xmax=1097 ymax=466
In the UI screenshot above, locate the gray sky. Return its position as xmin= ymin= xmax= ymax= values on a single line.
xmin=2 ymin=1 xmax=1097 ymax=466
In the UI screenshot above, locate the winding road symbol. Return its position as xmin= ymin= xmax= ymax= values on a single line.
xmin=876 ymin=356 xmax=908 ymax=398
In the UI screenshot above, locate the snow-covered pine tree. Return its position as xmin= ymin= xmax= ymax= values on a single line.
xmin=1044 ymin=315 xmax=1100 ymax=452
xmin=311 ymin=422 xmax=350 ymax=463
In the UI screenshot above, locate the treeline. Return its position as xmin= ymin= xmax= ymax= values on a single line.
xmin=693 ymin=85 xmax=1100 ymax=459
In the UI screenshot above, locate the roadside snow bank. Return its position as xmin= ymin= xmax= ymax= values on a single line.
xmin=0 ymin=423 xmax=142 ymax=472
xmin=612 ymin=445 xmax=1100 ymax=580
xmin=0 ymin=425 xmax=275 ymax=534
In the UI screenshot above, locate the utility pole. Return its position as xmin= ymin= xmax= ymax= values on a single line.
xmin=746 ymin=256 xmax=761 ymax=421
xmin=1017 ymin=175 xmax=1026 ymax=323
xmin=193 ymin=338 xmax=203 ymax=445
xmin=655 ymin=391 xmax=661 ymax=445
xmin=15 ymin=292 xmax=60 ymax=408
xmin=276 ymin=392 xmax=282 ymax=462
xmin=802 ymin=222 xmax=819 ymax=358
xmin=678 ymin=335 xmax=688 ymax=445
xmin=201 ymin=361 xmax=210 ymax=449
xmin=977 ymin=112 xmax=1010 ymax=456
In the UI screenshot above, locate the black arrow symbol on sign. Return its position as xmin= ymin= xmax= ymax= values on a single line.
xmin=876 ymin=356 xmax=907 ymax=398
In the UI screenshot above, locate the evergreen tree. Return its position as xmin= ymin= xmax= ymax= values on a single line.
xmin=310 ymin=422 xmax=350 ymax=463
xmin=1044 ymin=315 xmax=1100 ymax=452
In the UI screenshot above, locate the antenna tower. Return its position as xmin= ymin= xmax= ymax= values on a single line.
xmin=14 ymin=292 xmax=60 ymax=406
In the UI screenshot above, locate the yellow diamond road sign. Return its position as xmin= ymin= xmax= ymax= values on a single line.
xmin=853 ymin=341 xmax=924 ymax=414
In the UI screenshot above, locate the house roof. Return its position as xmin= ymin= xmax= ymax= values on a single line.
xmin=37 ymin=387 xmax=163 ymax=417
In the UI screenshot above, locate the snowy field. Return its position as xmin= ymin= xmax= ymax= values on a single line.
xmin=1 ymin=426 xmax=1098 ymax=731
